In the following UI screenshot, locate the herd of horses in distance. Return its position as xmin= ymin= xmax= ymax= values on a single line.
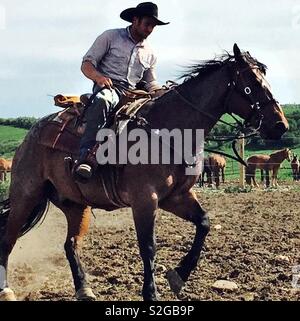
xmin=0 ymin=147 xmax=297 ymax=188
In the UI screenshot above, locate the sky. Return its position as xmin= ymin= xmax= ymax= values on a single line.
xmin=0 ymin=0 xmax=299 ymax=118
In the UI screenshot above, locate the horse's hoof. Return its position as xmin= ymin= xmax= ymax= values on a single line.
xmin=76 ymin=287 xmax=96 ymax=301
xmin=0 ymin=288 xmax=17 ymax=301
xmin=166 ymin=269 xmax=185 ymax=294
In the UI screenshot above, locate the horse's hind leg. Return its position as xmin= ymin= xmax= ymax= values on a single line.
xmin=50 ymin=199 xmax=96 ymax=301
xmin=0 ymin=184 xmax=46 ymax=301
xmin=214 ymin=169 xmax=220 ymax=188
xmin=221 ymin=167 xmax=225 ymax=183
xmin=252 ymin=171 xmax=259 ymax=188
xmin=160 ymin=190 xmax=209 ymax=295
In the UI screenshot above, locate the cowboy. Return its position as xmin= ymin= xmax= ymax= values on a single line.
xmin=75 ymin=2 xmax=169 ymax=180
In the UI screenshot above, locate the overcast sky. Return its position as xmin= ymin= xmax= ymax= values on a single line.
xmin=0 ymin=0 xmax=299 ymax=117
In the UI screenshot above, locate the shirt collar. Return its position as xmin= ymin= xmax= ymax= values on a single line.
xmin=126 ymin=26 xmax=145 ymax=47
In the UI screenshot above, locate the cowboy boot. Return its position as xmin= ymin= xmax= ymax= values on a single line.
xmin=73 ymin=145 xmax=99 ymax=182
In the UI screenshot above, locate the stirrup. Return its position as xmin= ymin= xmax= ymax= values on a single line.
xmin=76 ymin=163 xmax=93 ymax=179
xmin=72 ymin=160 xmax=94 ymax=184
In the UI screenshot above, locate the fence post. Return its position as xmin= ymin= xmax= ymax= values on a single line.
xmin=239 ymin=135 xmax=245 ymax=188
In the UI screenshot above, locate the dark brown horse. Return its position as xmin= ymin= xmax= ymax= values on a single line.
xmin=291 ymin=154 xmax=299 ymax=181
xmin=246 ymin=148 xmax=291 ymax=188
xmin=0 ymin=44 xmax=288 ymax=301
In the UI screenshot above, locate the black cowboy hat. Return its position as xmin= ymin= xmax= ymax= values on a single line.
xmin=120 ymin=2 xmax=169 ymax=25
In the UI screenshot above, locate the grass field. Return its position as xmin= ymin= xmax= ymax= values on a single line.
xmin=0 ymin=125 xmax=28 ymax=158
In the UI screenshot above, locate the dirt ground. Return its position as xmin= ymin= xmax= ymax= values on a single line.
xmin=7 ymin=181 xmax=300 ymax=301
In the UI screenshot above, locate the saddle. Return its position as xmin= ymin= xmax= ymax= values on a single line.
xmin=38 ymin=88 xmax=159 ymax=155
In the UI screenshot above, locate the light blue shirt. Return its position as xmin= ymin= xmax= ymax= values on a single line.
xmin=82 ymin=27 xmax=161 ymax=92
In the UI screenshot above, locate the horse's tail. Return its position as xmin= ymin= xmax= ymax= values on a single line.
xmin=0 ymin=197 xmax=49 ymax=238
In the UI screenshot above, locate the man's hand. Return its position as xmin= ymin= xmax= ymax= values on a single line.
xmin=81 ymin=61 xmax=113 ymax=89
xmin=94 ymin=74 xmax=113 ymax=89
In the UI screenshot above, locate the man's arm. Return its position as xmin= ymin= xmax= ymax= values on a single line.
xmin=81 ymin=30 xmax=113 ymax=89
xmin=81 ymin=61 xmax=113 ymax=89
xmin=141 ymin=56 xmax=161 ymax=93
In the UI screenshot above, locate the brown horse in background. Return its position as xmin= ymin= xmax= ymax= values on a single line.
xmin=0 ymin=44 xmax=289 ymax=301
xmin=291 ymin=154 xmax=299 ymax=181
xmin=246 ymin=148 xmax=291 ymax=188
xmin=201 ymin=154 xmax=226 ymax=188
xmin=0 ymin=158 xmax=12 ymax=182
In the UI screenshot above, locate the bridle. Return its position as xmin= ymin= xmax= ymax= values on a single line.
xmin=172 ymin=58 xmax=279 ymax=166
xmin=223 ymin=61 xmax=279 ymax=133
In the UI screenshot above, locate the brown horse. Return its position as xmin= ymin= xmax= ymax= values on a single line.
xmin=200 ymin=154 xmax=226 ymax=188
xmin=206 ymin=154 xmax=226 ymax=188
xmin=291 ymin=154 xmax=299 ymax=181
xmin=0 ymin=158 xmax=12 ymax=182
xmin=246 ymin=148 xmax=291 ymax=188
xmin=0 ymin=44 xmax=288 ymax=301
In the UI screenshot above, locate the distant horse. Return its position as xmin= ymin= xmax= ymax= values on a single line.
xmin=0 ymin=44 xmax=288 ymax=301
xmin=198 ymin=158 xmax=210 ymax=187
xmin=246 ymin=148 xmax=291 ymax=188
xmin=291 ymin=154 xmax=299 ymax=181
xmin=201 ymin=154 xmax=226 ymax=188
xmin=0 ymin=158 xmax=12 ymax=182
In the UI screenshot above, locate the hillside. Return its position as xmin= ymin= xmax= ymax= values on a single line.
xmin=0 ymin=125 xmax=28 ymax=158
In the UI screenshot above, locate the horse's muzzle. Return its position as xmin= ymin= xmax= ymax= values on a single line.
xmin=263 ymin=121 xmax=289 ymax=140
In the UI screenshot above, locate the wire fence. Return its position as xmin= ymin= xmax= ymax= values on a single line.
xmin=224 ymin=160 xmax=295 ymax=180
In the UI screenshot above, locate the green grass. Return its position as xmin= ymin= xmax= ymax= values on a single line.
xmin=0 ymin=125 xmax=28 ymax=158
xmin=0 ymin=180 xmax=9 ymax=201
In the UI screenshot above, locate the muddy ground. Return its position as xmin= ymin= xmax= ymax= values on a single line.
xmin=8 ymin=181 xmax=300 ymax=301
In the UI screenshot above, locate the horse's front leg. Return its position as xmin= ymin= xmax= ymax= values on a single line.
xmin=131 ymin=196 xmax=158 ymax=301
xmin=273 ymin=168 xmax=279 ymax=187
xmin=265 ymin=169 xmax=270 ymax=187
xmin=160 ymin=190 xmax=210 ymax=295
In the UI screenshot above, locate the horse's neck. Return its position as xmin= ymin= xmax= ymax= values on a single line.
xmin=148 ymin=67 xmax=230 ymax=134
xmin=178 ymin=68 xmax=230 ymax=131
xmin=271 ymin=152 xmax=287 ymax=163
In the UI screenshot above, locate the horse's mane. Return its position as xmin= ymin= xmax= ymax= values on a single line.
xmin=180 ymin=51 xmax=267 ymax=82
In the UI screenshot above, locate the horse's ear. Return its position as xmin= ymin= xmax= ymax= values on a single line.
xmin=233 ymin=43 xmax=241 ymax=58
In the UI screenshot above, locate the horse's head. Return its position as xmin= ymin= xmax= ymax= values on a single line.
xmin=228 ymin=44 xmax=289 ymax=140
xmin=285 ymin=148 xmax=292 ymax=162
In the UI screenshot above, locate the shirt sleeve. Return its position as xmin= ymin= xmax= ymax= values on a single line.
xmin=82 ymin=30 xmax=111 ymax=68
xmin=142 ymin=56 xmax=161 ymax=92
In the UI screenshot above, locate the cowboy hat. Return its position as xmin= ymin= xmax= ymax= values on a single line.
xmin=120 ymin=2 xmax=169 ymax=25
